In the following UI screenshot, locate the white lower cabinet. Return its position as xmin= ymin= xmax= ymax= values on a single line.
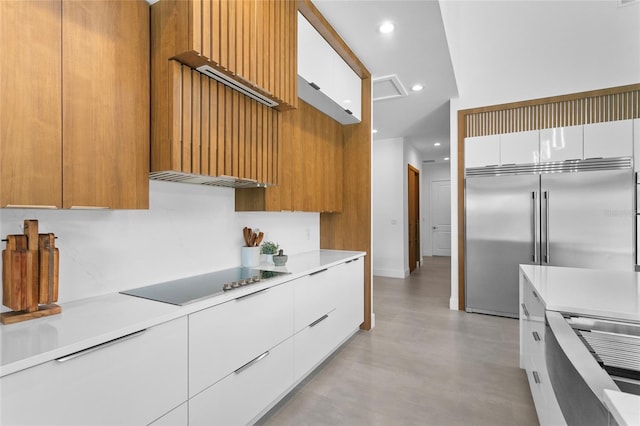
xmin=188 ymin=282 xmax=294 ymax=397
xmin=189 ymin=337 xmax=295 ymax=426
xmin=519 ymin=272 xmax=565 ymax=426
xmin=334 ymin=258 xmax=365 ymax=341
xmin=0 ymin=317 xmax=188 ymax=426
xmin=149 ymin=403 xmax=188 ymax=426
xmin=294 ymin=309 xmax=339 ymax=381
xmin=294 ymin=268 xmax=337 ymax=333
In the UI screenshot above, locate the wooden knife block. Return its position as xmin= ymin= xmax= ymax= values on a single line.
xmin=1 ymin=220 xmax=61 ymax=325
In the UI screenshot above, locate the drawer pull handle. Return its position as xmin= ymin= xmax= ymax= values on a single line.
xmin=532 ymin=331 xmax=541 ymax=342
xmin=310 ymin=268 xmax=328 ymax=277
xmin=309 ymin=314 xmax=329 ymax=328
xmin=235 ymin=288 xmax=269 ymax=301
xmin=56 ymin=330 xmax=147 ymax=363
xmin=521 ymin=303 xmax=530 ymax=318
xmin=532 ymin=291 xmax=539 ymax=300
xmin=234 ymin=351 xmax=270 ymax=374
xmin=532 ymin=371 xmax=541 ymax=384
xmin=309 ymin=82 xmax=320 ymax=91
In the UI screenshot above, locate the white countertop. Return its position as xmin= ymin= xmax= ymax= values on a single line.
xmin=604 ymin=389 xmax=640 ymax=426
xmin=0 ymin=249 xmax=365 ymax=378
xmin=519 ymin=264 xmax=640 ymax=323
xmin=520 ymin=264 xmax=640 ymax=425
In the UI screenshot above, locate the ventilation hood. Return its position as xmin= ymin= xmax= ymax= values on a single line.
xmin=196 ymin=65 xmax=278 ymax=108
xmin=149 ymin=171 xmax=272 ymax=189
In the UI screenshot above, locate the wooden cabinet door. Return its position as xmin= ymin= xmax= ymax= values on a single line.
xmin=0 ymin=1 xmax=62 ymax=208
xmin=62 ymin=0 xmax=149 ymax=209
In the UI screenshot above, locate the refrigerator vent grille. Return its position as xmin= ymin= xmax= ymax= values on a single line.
xmin=465 ymin=157 xmax=631 ymax=177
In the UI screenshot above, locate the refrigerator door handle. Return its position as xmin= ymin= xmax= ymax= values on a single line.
xmin=532 ymin=191 xmax=538 ymax=263
xmin=544 ymin=191 xmax=550 ymax=264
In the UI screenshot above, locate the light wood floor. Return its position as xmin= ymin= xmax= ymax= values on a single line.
xmin=258 ymin=256 xmax=539 ymax=426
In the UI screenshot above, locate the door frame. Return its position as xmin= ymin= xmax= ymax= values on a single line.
xmin=408 ymin=164 xmax=420 ymax=272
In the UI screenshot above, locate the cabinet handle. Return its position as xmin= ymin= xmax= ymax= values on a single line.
xmin=310 ymin=268 xmax=328 ymax=277
xmin=521 ymin=303 xmax=530 ymax=318
xmin=234 ymin=351 xmax=270 ymax=374
xmin=56 ymin=330 xmax=146 ymax=363
xmin=532 ymin=371 xmax=541 ymax=384
xmin=5 ymin=204 xmax=57 ymax=209
xmin=235 ymin=288 xmax=269 ymax=301
xmin=344 ymin=109 xmax=353 ymax=115
xmin=532 ymin=331 xmax=541 ymax=342
xmin=309 ymin=82 xmax=320 ymax=90
xmin=532 ymin=290 xmax=539 ymax=300
xmin=309 ymin=314 xmax=329 ymax=328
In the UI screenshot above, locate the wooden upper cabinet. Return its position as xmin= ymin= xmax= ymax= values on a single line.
xmin=1 ymin=0 xmax=148 ymax=210
xmin=0 ymin=0 xmax=62 ymax=208
xmin=236 ymin=101 xmax=343 ymax=213
xmin=62 ymin=0 xmax=149 ymax=209
xmin=151 ymin=0 xmax=297 ymax=110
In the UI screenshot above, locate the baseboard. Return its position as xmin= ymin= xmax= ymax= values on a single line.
xmin=449 ymin=297 xmax=459 ymax=311
xmin=372 ymin=268 xmax=407 ymax=279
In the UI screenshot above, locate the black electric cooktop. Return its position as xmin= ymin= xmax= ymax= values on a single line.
xmin=120 ymin=268 xmax=289 ymax=306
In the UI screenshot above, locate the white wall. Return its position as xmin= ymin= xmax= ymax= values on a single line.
xmin=0 ymin=181 xmax=319 ymax=306
xmin=440 ymin=0 xmax=640 ymax=310
xmin=372 ymin=138 xmax=406 ymax=278
xmin=420 ymin=162 xmax=451 ymax=257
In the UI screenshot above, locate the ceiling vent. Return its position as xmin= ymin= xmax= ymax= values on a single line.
xmin=372 ymin=74 xmax=408 ymax=102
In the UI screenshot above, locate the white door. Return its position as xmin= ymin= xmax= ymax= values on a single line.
xmin=431 ymin=180 xmax=451 ymax=256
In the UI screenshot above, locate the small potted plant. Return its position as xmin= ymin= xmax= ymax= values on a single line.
xmin=260 ymin=241 xmax=279 ymax=264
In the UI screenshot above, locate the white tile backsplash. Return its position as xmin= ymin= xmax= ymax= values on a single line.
xmin=0 ymin=181 xmax=319 ymax=306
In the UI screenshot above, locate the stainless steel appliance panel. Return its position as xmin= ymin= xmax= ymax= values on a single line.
xmin=541 ymin=169 xmax=634 ymax=271
xmin=465 ymin=174 xmax=540 ymax=317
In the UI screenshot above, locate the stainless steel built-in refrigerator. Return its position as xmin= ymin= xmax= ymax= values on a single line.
xmin=465 ymin=158 xmax=634 ymax=318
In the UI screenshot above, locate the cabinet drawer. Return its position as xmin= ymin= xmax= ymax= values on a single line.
xmin=540 ymin=125 xmax=583 ymax=162
xmin=1 ymin=318 xmax=188 ymax=426
xmin=189 ymin=336 xmax=294 ymax=426
xmin=294 ymin=268 xmax=337 ymax=333
xmin=294 ymin=309 xmax=340 ymax=382
xmin=189 ymin=282 xmax=294 ymax=397
xmin=464 ymin=135 xmax=500 ymax=168
xmin=522 ymin=279 xmax=544 ymax=323
xmin=500 ymin=130 xmax=540 ymax=165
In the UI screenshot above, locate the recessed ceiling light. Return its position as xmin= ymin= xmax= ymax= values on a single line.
xmin=444 ymin=157 xmax=450 ymax=161
xmin=372 ymin=129 xmax=378 ymax=134
xmin=434 ymin=142 xmax=441 ymax=147
xmin=378 ymin=22 xmax=394 ymax=34
xmin=411 ymin=84 xmax=424 ymax=92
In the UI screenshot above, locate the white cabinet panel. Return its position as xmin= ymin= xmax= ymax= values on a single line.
xmin=150 ymin=403 xmax=188 ymax=426
xmin=294 ymin=268 xmax=337 ymax=333
xmin=500 ymin=130 xmax=539 ymax=165
xmin=294 ymin=310 xmax=338 ymax=382
xmin=540 ymin=125 xmax=583 ymax=162
xmin=333 ymin=258 xmax=365 ymax=342
xmin=1 ymin=318 xmax=188 ymax=426
xmin=583 ymin=119 xmax=633 ymax=159
xmin=297 ymin=12 xmax=361 ymax=124
xmin=634 ymin=119 xmax=640 ymax=172
xmin=189 ymin=282 xmax=294 ymax=397
xmin=464 ymin=135 xmax=500 ymax=168
xmin=189 ymin=337 xmax=294 ymax=426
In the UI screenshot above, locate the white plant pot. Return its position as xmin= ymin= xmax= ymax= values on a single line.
xmin=265 ymin=254 xmax=274 ymax=264
xmin=241 ymin=246 xmax=260 ymax=268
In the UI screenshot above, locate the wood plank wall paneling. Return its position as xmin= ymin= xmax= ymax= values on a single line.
xmin=457 ymin=83 xmax=640 ymax=310
xmin=156 ymin=61 xmax=280 ymax=185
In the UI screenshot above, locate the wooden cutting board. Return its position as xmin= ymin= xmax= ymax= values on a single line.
xmin=2 ymin=235 xmax=37 ymax=312
xmin=38 ymin=233 xmax=59 ymax=305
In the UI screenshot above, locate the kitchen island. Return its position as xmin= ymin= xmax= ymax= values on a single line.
xmin=519 ymin=265 xmax=640 ymax=426
xmin=1 ymin=249 xmax=366 ymax=425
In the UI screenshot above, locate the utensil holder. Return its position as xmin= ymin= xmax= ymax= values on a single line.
xmin=241 ymin=246 xmax=260 ymax=268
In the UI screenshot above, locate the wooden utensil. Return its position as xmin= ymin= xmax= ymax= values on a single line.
xmin=255 ymin=232 xmax=264 ymax=246
xmin=2 ymin=235 xmax=37 ymax=312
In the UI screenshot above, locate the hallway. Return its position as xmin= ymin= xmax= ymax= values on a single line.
xmin=259 ymin=256 xmax=538 ymax=425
